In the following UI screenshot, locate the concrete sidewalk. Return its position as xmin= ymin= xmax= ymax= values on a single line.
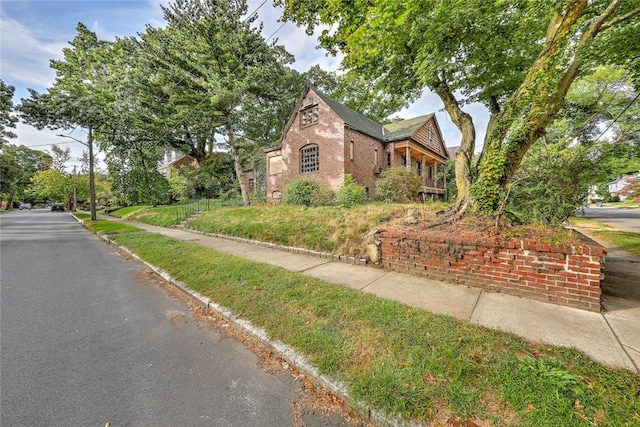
xmin=105 ymin=217 xmax=640 ymax=373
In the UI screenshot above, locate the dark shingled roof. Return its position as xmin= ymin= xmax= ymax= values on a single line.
xmin=314 ymin=89 xmax=433 ymax=143
xmin=314 ymin=90 xmax=386 ymax=140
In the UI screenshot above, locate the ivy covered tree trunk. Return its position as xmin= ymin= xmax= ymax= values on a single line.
xmin=471 ymin=0 xmax=629 ymax=215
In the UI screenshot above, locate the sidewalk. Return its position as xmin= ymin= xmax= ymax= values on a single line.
xmin=104 ymin=216 xmax=640 ymax=373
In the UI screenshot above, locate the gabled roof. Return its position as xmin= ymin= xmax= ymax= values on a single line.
xmin=274 ymin=87 xmax=448 ymax=159
xmin=383 ymin=114 xmax=434 ymax=142
xmin=315 ymin=89 xmax=440 ymax=145
xmin=314 ymin=90 xmax=386 ymax=141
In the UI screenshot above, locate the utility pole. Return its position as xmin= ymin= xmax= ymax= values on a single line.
xmin=88 ymin=127 xmax=96 ymax=221
xmin=73 ymin=165 xmax=77 ymax=212
xmin=57 ymin=129 xmax=97 ymax=221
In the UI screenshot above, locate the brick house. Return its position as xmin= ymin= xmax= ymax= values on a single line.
xmin=265 ymin=88 xmax=449 ymax=201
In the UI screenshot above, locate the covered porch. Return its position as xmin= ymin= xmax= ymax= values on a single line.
xmin=384 ymin=141 xmax=447 ymax=200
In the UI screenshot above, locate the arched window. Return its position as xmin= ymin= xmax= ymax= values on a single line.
xmin=300 ymin=144 xmax=319 ymax=173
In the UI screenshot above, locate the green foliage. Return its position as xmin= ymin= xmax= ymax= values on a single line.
xmin=508 ymin=137 xmax=597 ymax=225
xmin=0 ymin=148 xmax=21 ymax=202
xmin=441 ymin=159 xmax=457 ymax=203
xmin=309 ymin=185 xmax=336 ymax=207
xmin=276 ymin=0 xmax=640 ymax=215
xmin=336 ymin=174 xmax=369 ymax=207
xmin=375 ymin=167 xmax=422 ymax=203
xmin=30 ymin=169 xmax=73 ymax=202
xmin=1 ymin=144 xmax=51 ymax=201
xmin=285 ymin=179 xmax=323 ymax=206
xmin=0 ymin=80 xmax=18 ymax=146
xmin=168 ymin=171 xmax=194 ymax=202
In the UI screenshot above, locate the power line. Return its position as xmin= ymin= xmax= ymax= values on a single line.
xmin=593 ymin=90 xmax=640 ymax=142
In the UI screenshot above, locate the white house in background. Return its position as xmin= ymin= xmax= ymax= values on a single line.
xmin=608 ymin=172 xmax=640 ymax=201
xmin=158 ymin=149 xmax=198 ymax=179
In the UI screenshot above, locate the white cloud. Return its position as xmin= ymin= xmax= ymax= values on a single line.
xmin=0 ymin=8 xmax=64 ymax=92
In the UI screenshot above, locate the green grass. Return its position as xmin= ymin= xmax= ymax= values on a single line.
xmin=130 ymin=202 xmax=435 ymax=255
xmin=569 ymin=217 xmax=640 ymax=257
xmin=124 ymin=204 xmax=186 ymax=227
xmin=592 ymin=230 xmax=640 ymax=257
xmin=110 ymin=230 xmax=640 ymax=426
xmin=108 ymin=205 xmax=150 ymax=219
xmin=73 ymin=212 xmax=141 ymax=235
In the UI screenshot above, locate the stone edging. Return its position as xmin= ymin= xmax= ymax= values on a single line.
xmin=182 ymin=227 xmax=371 ymax=265
xmin=73 ymin=220 xmax=415 ymax=427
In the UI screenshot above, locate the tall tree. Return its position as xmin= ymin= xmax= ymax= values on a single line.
xmin=18 ymin=23 xmax=115 ymax=219
xmin=139 ymin=0 xmax=299 ymax=205
xmin=0 ymin=80 xmax=18 ymax=146
xmin=0 ymin=145 xmax=52 ymax=206
xmin=276 ymin=0 xmax=640 ymax=217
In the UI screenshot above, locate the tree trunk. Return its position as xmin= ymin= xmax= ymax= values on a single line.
xmin=432 ymin=77 xmax=475 ymax=203
xmin=226 ymin=122 xmax=250 ymax=206
xmin=471 ymin=0 xmax=626 ymax=215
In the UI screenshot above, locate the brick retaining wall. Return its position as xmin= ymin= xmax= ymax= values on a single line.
xmin=379 ymin=230 xmax=606 ymax=312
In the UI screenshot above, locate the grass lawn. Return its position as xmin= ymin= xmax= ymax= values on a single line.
xmin=104 ymin=229 xmax=639 ymax=426
xmin=73 ymin=212 xmax=141 ymax=235
xmin=127 ymin=202 xmax=448 ymax=255
xmin=569 ymin=217 xmax=640 ymax=257
xmin=107 ymin=205 xmax=150 ymax=219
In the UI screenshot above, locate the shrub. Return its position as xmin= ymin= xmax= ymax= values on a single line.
xmin=309 ymin=186 xmax=336 ymax=207
xmin=285 ymin=179 xmax=333 ymax=206
xmin=336 ymin=174 xmax=369 ymax=207
xmin=375 ymin=167 xmax=422 ymax=203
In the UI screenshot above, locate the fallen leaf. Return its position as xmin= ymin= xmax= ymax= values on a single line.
xmin=397 ymin=361 xmax=411 ymax=367
xmin=423 ymin=373 xmax=438 ymax=383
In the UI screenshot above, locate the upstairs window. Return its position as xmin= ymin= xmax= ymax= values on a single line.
xmin=300 ymin=106 xmax=319 ymax=128
xmin=300 ymin=144 xmax=319 ymax=173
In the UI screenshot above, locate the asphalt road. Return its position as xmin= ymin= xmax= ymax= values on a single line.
xmin=0 ymin=209 xmax=355 ymax=426
xmin=582 ymin=206 xmax=640 ymax=233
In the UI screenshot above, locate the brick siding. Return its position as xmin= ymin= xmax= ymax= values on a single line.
xmin=379 ymin=230 xmax=606 ymax=312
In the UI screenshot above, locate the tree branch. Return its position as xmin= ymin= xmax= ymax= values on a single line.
xmin=601 ymin=6 xmax=640 ymax=31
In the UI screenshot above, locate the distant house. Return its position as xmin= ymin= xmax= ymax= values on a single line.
xmin=265 ymin=87 xmax=449 ymax=202
xmin=608 ymin=172 xmax=640 ymax=201
xmin=158 ymin=150 xmax=198 ymax=179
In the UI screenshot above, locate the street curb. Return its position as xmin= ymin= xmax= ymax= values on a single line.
xmin=71 ymin=216 xmax=421 ymax=427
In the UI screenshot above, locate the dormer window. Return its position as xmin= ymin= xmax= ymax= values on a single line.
xmin=300 ymin=106 xmax=319 ymax=128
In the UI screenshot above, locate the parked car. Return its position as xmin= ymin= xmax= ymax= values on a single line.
xmin=51 ymin=203 xmax=66 ymax=212
xmin=19 ymin=203 xmax=32 ymax=210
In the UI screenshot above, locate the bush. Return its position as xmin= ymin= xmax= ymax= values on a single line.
xmin=375 ymin=167 xmax=422 ymax=203
xmin=285 ymin=179 xmax=324 ymax=206
xmin=336 ymin=174 xmax=369 ymax=207
xmin=309 ymin=186 xmax=336 ymax=207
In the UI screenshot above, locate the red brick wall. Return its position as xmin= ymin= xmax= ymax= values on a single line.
xmin=344 ymin=128 xmax=385 ymax=197
xmin=266 ymin=91 xmax=346 ymax=201
xmin=379 ymin=230 xmax=606 ymax=312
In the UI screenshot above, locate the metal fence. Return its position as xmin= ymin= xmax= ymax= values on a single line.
xmin=174 ymin=198 xmax=244 ymax=225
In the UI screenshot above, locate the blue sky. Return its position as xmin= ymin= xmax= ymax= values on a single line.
xmin=1 ymin=0 xmax=486 ymax=170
